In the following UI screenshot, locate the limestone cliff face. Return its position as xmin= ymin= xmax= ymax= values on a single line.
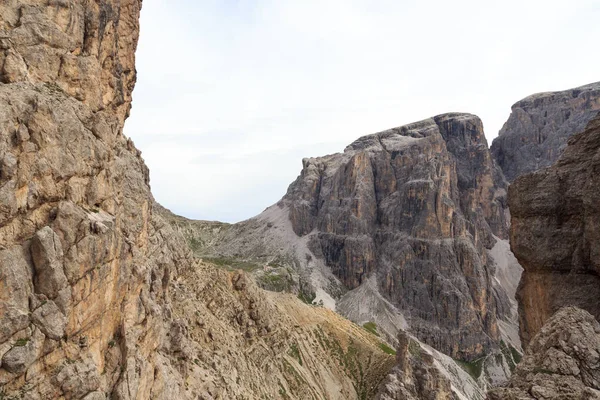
xmin=282 ymin=113 xmax=511 ymax=360
xmin=491 ymin=82 xmax=600 ymax=182
xmin=488 ymin=307 xmax=600 ymax=400
xmin=509 ymin=112 xmax=600 ymax=348
xmin=0 ymin=2 xmax=397 ymax=399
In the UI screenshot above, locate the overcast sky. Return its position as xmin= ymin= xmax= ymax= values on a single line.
xmin=124 ymin=0 xmax=599 ymax=223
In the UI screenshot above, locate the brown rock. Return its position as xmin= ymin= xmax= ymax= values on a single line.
xmin=30 ymin=227 xmax=68 ymax=299
xmin=509 ymin=113 xmax=600 ymax=347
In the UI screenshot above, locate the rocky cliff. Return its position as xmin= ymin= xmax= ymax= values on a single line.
xmin=177 ymin=113 xmax=523 ymax=369
xmin=285 ymin=113 xmax=515 ymax=361
xmin=488 ymin=307 xmax=600 ymax=400
xmin=509 ymin=112 xmax=600 ymax=348
xmin=0 ymin=2 xmax=398 ymax=398
xmin=491 ymin=82 xmax=600 ymax=182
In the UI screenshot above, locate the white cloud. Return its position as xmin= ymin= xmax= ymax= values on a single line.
xmin=125 ymin=0 xmax=600 ymax=222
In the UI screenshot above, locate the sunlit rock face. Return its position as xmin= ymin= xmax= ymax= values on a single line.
xmin=0 ymin=0 xmax=185 ymax=397
xmin=491 ymin=81 xmax=600 ymax=182
xmin=282 ymin=113 xmax=512 ymax=360
xmin=0 ymin=2 xmax=401 ymax=399
xmin=509 ymin=113 xmax=600 ymax=348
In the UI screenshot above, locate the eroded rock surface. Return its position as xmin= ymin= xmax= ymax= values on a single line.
xmin=488 ymin=307 xmax=600 ymax=400
xmin=284 ymin=113 xmax=511 ymax=360
xmin=0 ymin=1 xmax=396 ymax=398
xmin=509 ymin=112 xmax=600 ymax=347
xmin=491 ymin=82 xmax=600 ymax=182
xmin=377 ymin=332 xmax=458 ymax=400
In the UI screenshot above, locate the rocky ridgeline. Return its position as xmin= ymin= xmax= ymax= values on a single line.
xmin=491 ymin=82 xmax=600 ymax=182
xmin=0 ymin=1 xmax=397 ymax=399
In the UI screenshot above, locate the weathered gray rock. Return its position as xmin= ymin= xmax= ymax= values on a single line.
xmin=1 ymin=328 xmax=45 ymax=375
xmin=509 ymin=113 xmax=600 ymax=347
xmin=488 ymin=307 xmax=600 ymax=400
xmin=285 ymin=113 xmax=510 ymax=360
xmin=491 ymin=82 xmax=600 ymax=182
xmin=31 ymin=300 xmax=66 ymax=340
xmin=30 ymin=226 xmax=68 ymax=299
xmin=54 ymin=357 xmax=101 ymax=400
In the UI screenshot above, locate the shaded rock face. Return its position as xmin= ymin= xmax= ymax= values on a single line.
xmin=509 ymin=112 xmax=600 ymax=348
xmin=283 ymin=113 xmax=511 ymax=359
xmin=488 ymin=307 xmax=600 ymax=400
xmin=0 ymin=1 xmax=398 ymax=399
xmin=491 ymin=82 xmax=600 ymax=182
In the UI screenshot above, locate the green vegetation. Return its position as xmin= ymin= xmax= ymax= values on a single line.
xmin=408 ymin=339 xmax=421 ymax=357
xmin=312 ymin=327 xmax=373 ymax=399
xmin=533 ymin=367 xmax=555 ymax=375
xmin=455 ymin=358 xmax=484 ymax=379
xmin=378 ymin=343 xmax=396 ymax=356
xmin=288 ymin=342 xmax=303 ymax=366
xmin=187 ymin=237 xmax=203 ymax=252
xmin=14 ymin=338 xmax=29 ymax=347
xmin=297 ymin=291 xmax=316 ymax=305
xmin=499 ymin=340 xmax=523 ymax=373
xmin=259 ymin=269 xmax=294 ymax=292
xmin=362 ymin=322 xmax=379 ymax=337
xmin=509 ymin=344 xmax=522 ymax=364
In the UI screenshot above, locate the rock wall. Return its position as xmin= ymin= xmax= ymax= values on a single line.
xmin=0 ymin=2 xmax=397 ymax=399
xmin=282 ymin=113 xmax=511 ymax=360
xmin=509 ymin=112 xmax=600 ymax=348
xmin=491 ymin=82 xmax=600 ymax=182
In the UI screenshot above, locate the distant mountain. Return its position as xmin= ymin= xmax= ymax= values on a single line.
xmin=173 ymin=113 xmax=522 ymax=374
xmin=491 ymin=82 xmax=600 ymax=182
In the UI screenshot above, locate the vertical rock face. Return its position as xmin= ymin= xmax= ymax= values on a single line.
xmin=487 ymin=307 xmax=600 ymax=400
xmin=0 ymin=2 xmax=399 ymax=399
xmin=509 ymin=112 xmax=600 ymax=348
xmin=283 ymin=113 xmax=512 ymax=360
xmin=0 ymin=0 xmax=189 ymax=397
xmin=491 ymin=82 xmax=600 ymax=182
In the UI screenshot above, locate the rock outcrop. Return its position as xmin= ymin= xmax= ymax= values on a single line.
xmin=0 ymin=1 xmax=397 ymax=398
xmin=509 ymin=112 xmax=600 ymax=348
xmin=377 ymin=332 xmax=458 ymax=400
xmin=285 ymin=113 xmax=515 ymax=360
xmin=488 ymin=307 xmax=600 ymax=400
xmin=491 ymin=82 xmax=600 ymax=182
xmin=176 ymin=113 xmax=522 ymax=366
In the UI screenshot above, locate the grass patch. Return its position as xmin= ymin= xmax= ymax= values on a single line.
xmin=378 ymin=342 xmax=396 ymax=356
xmin=408 ymin=339 xmax=421 ymax=357
xmin=533 ymin=367 xmax=555 ymax=375
xmin=297 ymin=291 xmax=316 ymax=305
xmin=288 ymin=342 xmax=303 ymax=366
xmin=509 ymin=344 xmax=522 ymax=364
xmin=362 ymin=322 xmax=379 ymax=337
xmin=14 ymin=338 xmax=29 ymax=347
xmin=455 ymin=358 xmax=484 ymax=380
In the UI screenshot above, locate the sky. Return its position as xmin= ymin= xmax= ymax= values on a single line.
xmin=124 ymin=0 xmax=600 ymax=223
